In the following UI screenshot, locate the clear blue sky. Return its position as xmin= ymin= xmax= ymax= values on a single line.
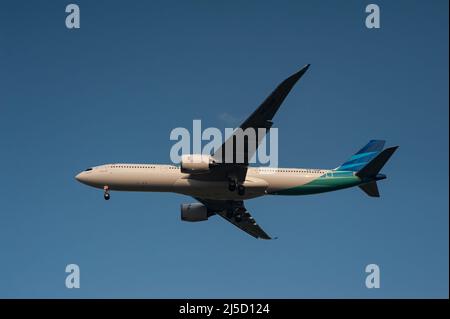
xmin=0 ymin=0 xmax=448 ymax=298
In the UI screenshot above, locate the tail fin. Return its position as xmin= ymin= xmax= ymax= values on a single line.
xmin=356 ymin=146 xmax=399 ymax=179
xmin=335 ymin=140 xmax=386 ymax=172
xmin=356 ymin=146 xmax=399 ymax=197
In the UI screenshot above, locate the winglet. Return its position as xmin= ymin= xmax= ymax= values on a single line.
xmin=240 ymin=64 xmax=311 ymax=130
xmin=299 ymin=63 xmax=311 ymax=74
xmin=283 ymin=64 xmax=310 ymax=89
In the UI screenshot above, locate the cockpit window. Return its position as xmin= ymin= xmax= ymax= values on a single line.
xmin=84 ymin=168 xmax=93 ymax=171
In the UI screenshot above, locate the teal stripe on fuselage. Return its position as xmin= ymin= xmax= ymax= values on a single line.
xmin=270 ymin=172 xmax=361 ymax=195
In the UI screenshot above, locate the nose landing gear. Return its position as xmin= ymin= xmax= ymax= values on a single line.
xmin=103 ymin=186 xmax=110 ymax=200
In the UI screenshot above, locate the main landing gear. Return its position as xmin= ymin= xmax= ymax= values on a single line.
xmin=228 ymin=179 xmax=237 ymax=192
xmin=103 ymin=186 xmax=110 ymax=200
xmin=237 ymin=184 xmax=245 ymax=196
xmin=228 ymin=178 xmax=246 ymax=196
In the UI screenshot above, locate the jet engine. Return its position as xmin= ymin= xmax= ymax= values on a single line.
xmin=180 ymin=203 xmax=210 ymax=222
xmin=180 ymin=154 xmax=215 ymax=174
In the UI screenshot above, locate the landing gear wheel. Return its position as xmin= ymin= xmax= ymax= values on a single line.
xmin=228 ymin=180 xmax=237 ymax=192
xmin=235 ymin=214 xmax=242 ymax=223
xmin=237 ymin=184 xmax=245 ymax=196
xmin=103 ymin=186 xmax=110 ymax=201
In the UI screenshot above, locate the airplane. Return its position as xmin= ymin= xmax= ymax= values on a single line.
xmin=75 ymin=64 xmax=398 ymax=240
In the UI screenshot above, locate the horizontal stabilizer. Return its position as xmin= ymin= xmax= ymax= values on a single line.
xmin=359 ymin=182 xmax=380 ymax=197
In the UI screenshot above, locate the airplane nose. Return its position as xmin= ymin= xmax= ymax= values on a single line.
xmin=75 ymin=172 xmax=84 ymax=182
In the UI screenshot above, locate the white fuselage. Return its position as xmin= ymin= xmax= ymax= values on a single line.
xmin=75 ymin=164 xmax=331 ymax=200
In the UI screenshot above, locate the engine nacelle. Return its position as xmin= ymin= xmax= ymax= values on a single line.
xmin=181 ymin=203 xmax=209 ymax=222
xmin=180 ymin=154 xmax=215 ymax=174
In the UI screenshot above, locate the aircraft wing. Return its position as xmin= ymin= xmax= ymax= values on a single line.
xmin=207 ymin=64 xmax=310 ymax=183
xmin=195 ymin=198 xmax=273 ymax=240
